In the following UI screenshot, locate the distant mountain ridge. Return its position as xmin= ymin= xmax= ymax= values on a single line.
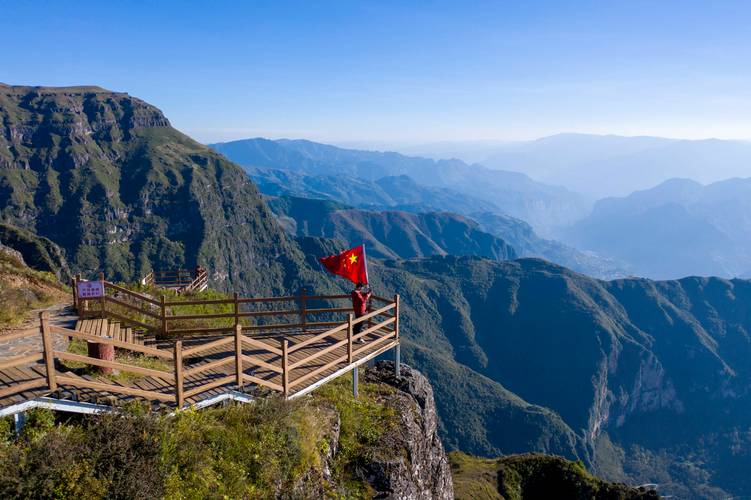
xmin=267 ymin=196 xmax=517 ymax=262
xmin=565 ymin=177 xmax=751 ymax=279
xmin=249 ymin=167 xmax=498 ymax=214
xmin=210 ymin=137 xmax=591 ymax=234
xmin=480 ymin=133 xmax=751 ymax=198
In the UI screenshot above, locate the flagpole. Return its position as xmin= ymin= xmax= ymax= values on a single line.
xmin=363 ymin=244 xmax=370 ymax=285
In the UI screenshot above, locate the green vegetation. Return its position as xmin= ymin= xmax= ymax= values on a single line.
xmin=449 ymin=452 xmax=658 ymax=500
xmin=0 ymin=250 xmax=67 ymax=328
xmin=0 ymin=372 xmax=400 ymax=499
xmin=449 ymin=452 xmax=502 ymax=500
xmin=267 ymin=195 xmax=517 ymax=261
xmin=0 ymin=223 xmax=71 ymax=281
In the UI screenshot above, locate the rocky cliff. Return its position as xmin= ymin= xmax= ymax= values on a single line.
xmin=362 ymin=362 xmax=453 ymax=499
xmin=0 ymin=84 xmax=312 ymax=294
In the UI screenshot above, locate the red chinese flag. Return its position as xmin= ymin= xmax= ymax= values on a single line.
xmin=319 ymin=244 xmax=369 ymax=285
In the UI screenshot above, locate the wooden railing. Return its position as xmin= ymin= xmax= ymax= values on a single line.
xmin=76 ymin=276 xmax=397 ymax=341
xmin=139 ymin=268 xmax=209 ymax=292
xmin=1 ymin=292 xmax=400 ymax=407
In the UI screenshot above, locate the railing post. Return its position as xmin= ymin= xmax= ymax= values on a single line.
xmin=160 ymin=295 xmax=167 ymax=338
xmin=299 ymin=288 xmax=307 ymax=333
xmin=347 ymin=314 xmax=354 ymax=364
xmin=282 ymin=339 xmax=289 ymax=398
xmin=74 ymin=274 xmax=81 ymax=313
xmin=39 ymin=311 xmax=57 ymax=391
xmin=98 ymin=272 xmax=106 ymax=319
xmin=235 ymin=324 xmax=243 ymax=389
xmin=394 ymin=294 xmax=400 ymax=377
xmin=174 ymin=340 xmax=184 ymax=408
xmin=234 ymin=292 xmax=240 ymax=327
xmin=70 ymin=277 xmax=77 ymax=310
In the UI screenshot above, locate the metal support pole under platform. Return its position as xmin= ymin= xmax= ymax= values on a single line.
xmin=14 ymin=411 xmax=26 ymax=435
xmin=353 ymin=366 xmax=359 ymax=398
xmin=394 ymin=344 xmax=401 ymax=377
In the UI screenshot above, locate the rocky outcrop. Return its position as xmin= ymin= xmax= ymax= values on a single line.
xmin=0 ymin=84 xmax=315 ymax=295
xmin=0 ymin=223 xmax=70 ymax=281
xmin=362 ymin=361 xmax=454 ymax=499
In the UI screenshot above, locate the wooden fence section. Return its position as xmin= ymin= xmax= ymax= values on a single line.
xmin=76 ymin=278 xmax=397 ymax=342
xmin=140 ymin=268 xmax=209 ymax=293
xmin=0 ymin=294 xmax=401 ymax=410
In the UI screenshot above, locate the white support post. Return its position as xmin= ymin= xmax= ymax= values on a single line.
xmin=14 ymin=412 xmax=26 ymax=435
xmin=352 ymin=366 xmax=359 ymax=398
xmin=395 ymin=344 xmax=401 ymax=378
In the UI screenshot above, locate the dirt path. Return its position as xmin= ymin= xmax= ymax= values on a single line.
xmin=0 ymin=302 xmax=77 ymax=359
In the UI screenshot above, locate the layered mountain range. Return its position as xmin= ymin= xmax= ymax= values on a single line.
xmin=215 ymin=142 xmax=624 ymax=279
xmin=210 ymin=137 xmax=591 ymax=235
xmin=565 ymin=177 xmax=751 ymax=279
xmin=2 ymin=84 xmax=751 ymax=497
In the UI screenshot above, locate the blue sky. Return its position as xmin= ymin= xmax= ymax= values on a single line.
xmin=2 ymin=1 xmax=749 ymax=144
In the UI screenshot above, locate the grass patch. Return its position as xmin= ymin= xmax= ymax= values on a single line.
xmin=449 ymin=451 xmax=503 ymax=500
xmin=0 ymin=374 xmax=402 ymax=499
xmin=0 ymin=251 xmax=67 ymax=329
xmin=311 ymin=374 xmax=399 ymax=497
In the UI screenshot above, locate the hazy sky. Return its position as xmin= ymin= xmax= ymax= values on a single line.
xmin=2 ymin=1 xmax=750 ymax=144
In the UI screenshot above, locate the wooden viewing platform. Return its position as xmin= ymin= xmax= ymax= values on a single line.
xmin=139 ymin=267 xmax=209 ymax=293
xmin=0 ymin=278 xmax=401 ymax=418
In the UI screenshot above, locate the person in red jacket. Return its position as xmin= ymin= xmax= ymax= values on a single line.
xmin=351 ymin=282 xmax=372 ymax=341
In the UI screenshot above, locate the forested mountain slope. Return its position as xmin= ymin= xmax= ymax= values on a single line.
xmin=267 ymin=196 xmax=516 ymax=261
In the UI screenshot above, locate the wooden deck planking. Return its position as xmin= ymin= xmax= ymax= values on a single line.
xmin=0 ymin=315 xmax=397 ymax=410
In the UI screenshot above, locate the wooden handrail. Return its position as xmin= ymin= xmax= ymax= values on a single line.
xmin=183 ymin=356 xmax=234 ymax=378
xmin=183 ymin=375 xmax=235 ymax=398
xmin=182 ymin=336 xmax=235 ymax=357
xmin=241 ymin=354 xmax=283 ymax=374
xmin=352 ymin=317 xmax=396 ymax=342
xmin=104 ymin=310 xmax=158 ymax=332
xmin=0 ymin=329 xmax=39 ymax=343
xmin=54 ymin=351 xmax=175 ymax=381
xmin=104 ymin=281 xmax=161 ymax=306
xmin=304 ymin=307 xmax=353 ymax=314
xmin=288 ymin=353 xmax=349 ymax=389
xmin=243 ymin=373 xmax=283 ymax=392
xmin=0 ymin=378 xmax=47 ymax=399
xmin=237 ymin=296 xmax=298 ymax=303
xmin=288 ymin=323 xmax=348 ymax=354
xmin=0 ymin=353 xmax=44 ymax=371
xmin=56 ymin=375 xmax=173 ymax=402
xmin=289 ymin=337 xmax=349 ymax=370
xmin=351 ymin=303 xmax=395 ymax=325
xmin=353 ymin=331 xmax=397 ymax=357
xmin=165 ymin=298 xmax=232 ymax=307
xmin=105 ymin=295 xmax=162 ymax=320
xmin=49 ymin=325 xmax=173 ymax=359
xmin=242 ymin=337 xmax=283 ymax=356
xmin=166 ymin=312 xmax=236 ymax=321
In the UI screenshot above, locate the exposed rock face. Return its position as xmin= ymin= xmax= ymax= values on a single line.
xmin=0 ymin=84 xmax=313 ymax=294
xmin=363 ymin=361 xmax=454 ymax=499
xmin=0 ymin=223 xmax=71 ymax=281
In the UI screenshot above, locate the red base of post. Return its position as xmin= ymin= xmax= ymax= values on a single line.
xmin=87 ymin=341 xmax=116 ymax=375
